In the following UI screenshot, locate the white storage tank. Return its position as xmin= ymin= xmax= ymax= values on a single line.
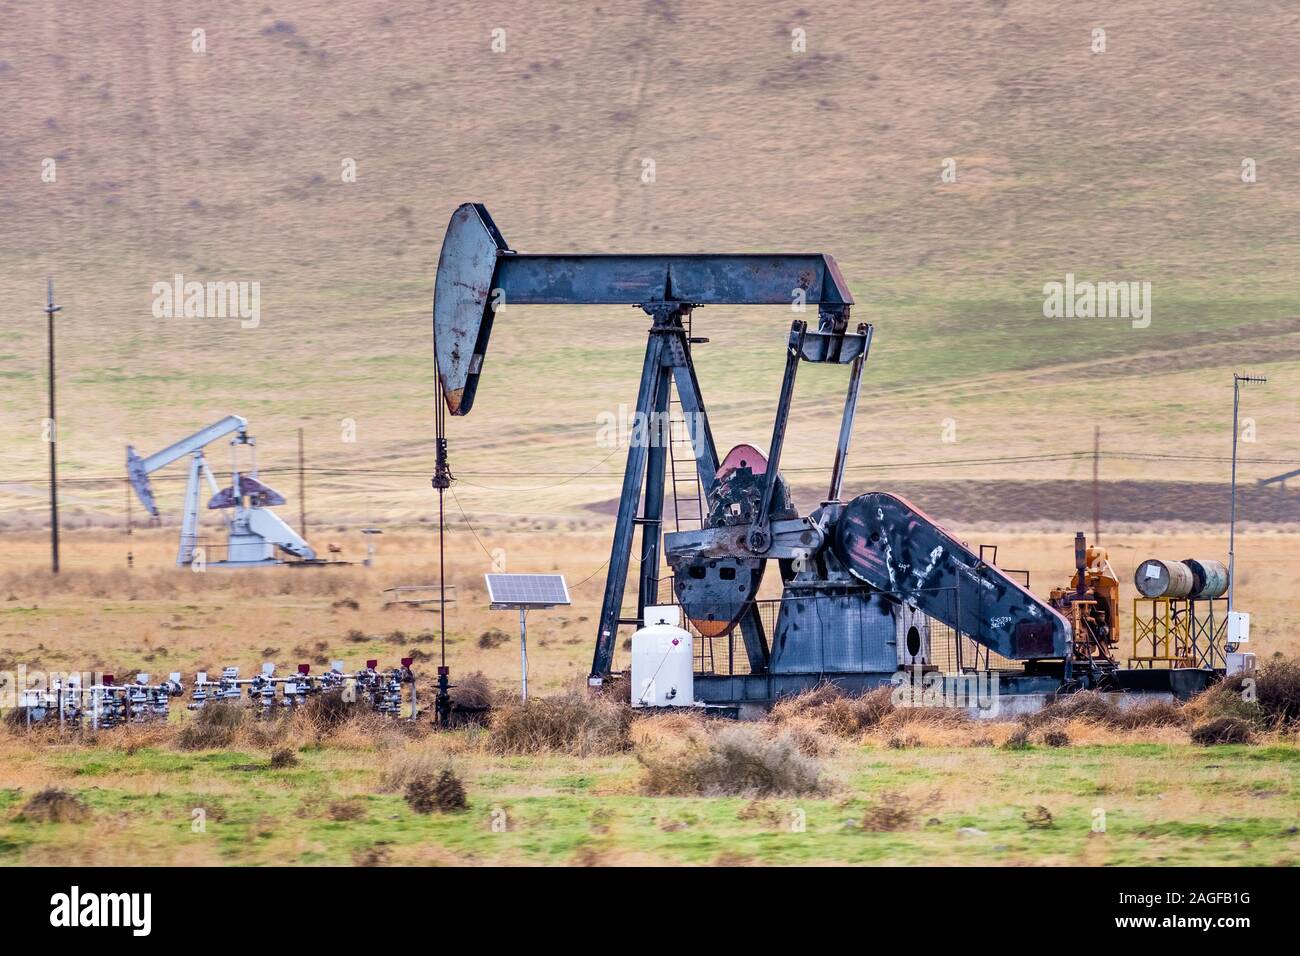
xmin=631 ymin=605 xmax=695 ymax=708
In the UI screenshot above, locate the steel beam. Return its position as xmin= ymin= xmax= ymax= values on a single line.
xmin=492 ymin=253 xmax=853 ymax=307
xmin=433 ymin=203 xmax=855 ymax=416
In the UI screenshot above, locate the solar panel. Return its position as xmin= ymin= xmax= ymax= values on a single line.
xmin=485 ymin=573 xmax=571 ymax=608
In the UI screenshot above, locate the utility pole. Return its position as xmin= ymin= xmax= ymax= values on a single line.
xmin=125 ymin=478 xmax=134 ymax=569
xmin=297 ymin=426 xmax=306 ymax=537
xmin=1229 ymin=372 xmax=1267 ymax=611
xmin=431 ymin=326 xmax=455 ymax=726
xmin=1092 ymin=425 xmax=1100 ymax=544
xmin=45 ymin=278 xmax=61 ymax=574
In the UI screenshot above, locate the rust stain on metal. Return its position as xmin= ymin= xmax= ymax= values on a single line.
xmin=443 ymin=385 xmax=465 ymax=415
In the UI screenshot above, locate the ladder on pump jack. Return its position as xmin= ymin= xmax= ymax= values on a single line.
xmin=616 ymin=322 xmax=716 ymax=671
xmin=621 ymin=315 xmax=708 ymax=636
xmin=667 ymin=311 xmax=707 ymax=537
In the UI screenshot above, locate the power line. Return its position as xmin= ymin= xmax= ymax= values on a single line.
xmin=448 ymin=486 xmax=495 ymax=561
xmin=5 ymin=450 xmax=1297 ymax=490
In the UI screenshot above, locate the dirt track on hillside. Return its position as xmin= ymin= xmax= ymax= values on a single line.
xmin=589 ymin=480 xmax=1300 ymax=527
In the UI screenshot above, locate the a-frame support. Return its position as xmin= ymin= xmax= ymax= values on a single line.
xmin=590 ymin=303 xmax=770 ymax=681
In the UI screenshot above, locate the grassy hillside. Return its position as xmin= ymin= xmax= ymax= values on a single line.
xmin=2 ymin=0 xmax=1298 ymax=530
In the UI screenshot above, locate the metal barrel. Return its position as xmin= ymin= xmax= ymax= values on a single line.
xmin=1182 ymin=558 xmax=1229 ymax=599
xmin=1134 ymin=558 xmax=1194 ymax=598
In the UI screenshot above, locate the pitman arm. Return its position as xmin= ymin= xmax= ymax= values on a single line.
xmin=833 ymin=492 xmax=1073 ymax=660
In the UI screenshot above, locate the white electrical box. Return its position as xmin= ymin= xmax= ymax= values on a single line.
xmin=1227 ymin=610 xmax=1250 ymax=644
xmin=631 ymin=605 xmax=693 ymax=708
xmin=1226 ymin=652 xmax=1256 ymax=677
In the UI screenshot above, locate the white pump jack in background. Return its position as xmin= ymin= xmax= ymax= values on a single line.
xmin=126 ymin=415 xmax=316 ymax=568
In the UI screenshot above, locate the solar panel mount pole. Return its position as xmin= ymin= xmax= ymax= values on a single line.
xmin=519 ymin=607 xmax=528 ymax=703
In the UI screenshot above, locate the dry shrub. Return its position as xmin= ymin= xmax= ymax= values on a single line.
xmin=1190 ymin=716 xmax=1254 ymax=746
xmin=1255 ymin=658 xmax=1300 ymax=725
xmin=353 ymin=843 xmax=391 ymax=866
xmin=404 ymin=776 xmax=437 ymax=813
xmin=736 ymin=800 xmax=787 ymax=827
xmin=770 ymin=684 xmax=894 ymax=738
xmin=1113 ymin=699 xmax=1188 ymax=730
xmin=1023 ymin=691 xmax=1120 ymax=728
xmin=888 ymin=699 xmax=960 ymax=722
xmin=173 ymin=694 xmax=412 ymax=753
xmin=859 ymin=703 xmax=972 ymax=747
xmin=379 ymin=750 xmax=447 ymax=793
xmin=638 ymin=725 xmax=823 ymax=797
xmin=449 ymin=670 xmax=495 ymax=711
xmin=589 ymin=671 xmax=633 ymax=706
xmin=488 ymin=694 xmax=632 ymax=757
xmin=1184 ymin=680 xmax=1265 ymax=728
xmin=405 ymin=768 xmax=468 ymax=814
xmin=18 ymin=788 xmax=90 ymax=823
xmin=630 ymin=709 xmax=708 ymax=748
xmin=769 ymin=682 xmax=839 ymax=721
xmin=1180 ymin=659 xmax=1300 ymax=731
xmin=315 ymin=711 xmax=414 ymax=750
xmin=240 ymin=717 xmax=295 ymax=751
xmin=117 ymin=723 xmax=173 ymax=754
xmin=176 ymin=702 xmax=245 ymax=750
xmin=1023 ymin=805 xmax=1054 ymax=829
xmin=1019 ymin=691 xmax=1194 ymax=736
xmin=1040 ymin=728 xmax=1070 ymax=748
xmin=300 ymin=689 xmax=355 ymax=733
xmin=860 ymin=792 xmax=917 ymax=831
xmin=776 ymin=715 xmax=836 ymax=757
xmin=327 ymin=798 xmax=367 ymax=821
xmin=269 ymin=747 xmax=298 ymax=768
xmin=477 ymin=628 xmax=510 ymax=649
xmin=432 ymin=768 xmax=469 ymax=810
xmin=1002 ymin=726 xmax=1031 ymax=750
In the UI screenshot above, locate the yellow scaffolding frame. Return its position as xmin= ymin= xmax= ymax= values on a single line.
xmin=1130 ymin=597 xmax=1226 ymax=669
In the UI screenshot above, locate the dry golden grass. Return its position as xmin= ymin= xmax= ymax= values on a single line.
xmin=0 ymin=528 xmax=614 ymax=697
xmin=1 ymin=527 xmax=1292 ymax=716
xmin=0 ymin=679 xmax=1296 ymax=866
xmin=487 ymin=694 xmax=632 ymax=757
xmin=637 ymin=724 xmax=826 ymax=797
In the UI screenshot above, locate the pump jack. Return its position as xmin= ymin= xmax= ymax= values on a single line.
xmin=127 ymin=415 xmax=315 ymax=568
xmin=433 ymin=203 xmax=1074 ymax=702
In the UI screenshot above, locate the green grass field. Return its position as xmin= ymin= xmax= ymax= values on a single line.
xmin=3 ymin=740 xmax=1297 ymax=866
